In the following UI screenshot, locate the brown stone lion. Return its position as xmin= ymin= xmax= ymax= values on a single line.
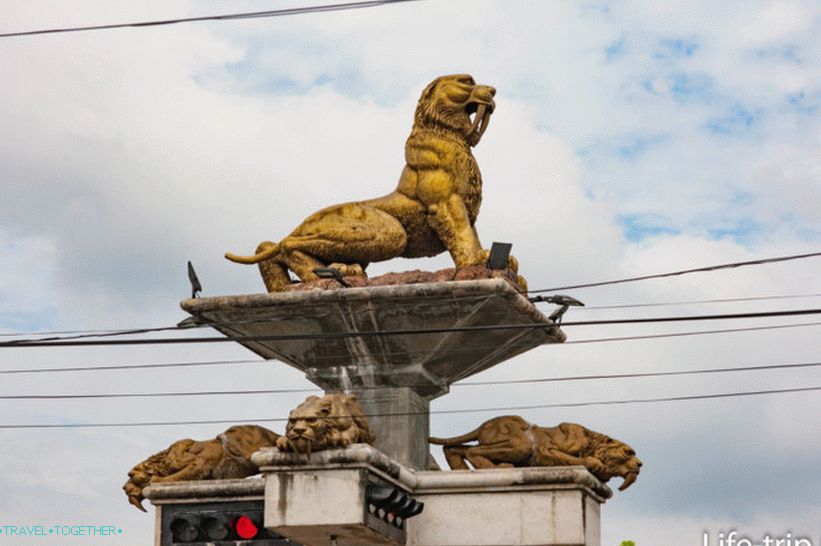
xmin=430 ymin=416 xmax=642 ymax=491
xmin=276 ymin=393 xmax=374 ymax=455
xmin=225 ymin=74 xmax=523 ymax=291
xmin=123 ymin=424 xmax=280 ymax=511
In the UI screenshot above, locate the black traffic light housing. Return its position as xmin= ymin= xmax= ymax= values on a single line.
xmin=366 ymin=484 xmax=424 ymax=530
xmin=161 ymin=500 xmax=295 ymax=546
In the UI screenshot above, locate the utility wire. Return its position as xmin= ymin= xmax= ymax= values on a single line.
xmin=563 ymin=320 xmax=821 ymax=345
xmin=529 ymin=251 xmax=821 ymax=293
xmin=1 ymin=386 xmax=818 ymax=429
xmin=0 ymin=0 xmax=425 ymax=38
xmin=3 ymin=308 xmax=820 ymax=348
xmin=577 ymin=292 xmax=821 ymax=311
xmin=4 ymin=291 xmax=819 ymax=338
xmin=1 ymin=361 xmax=818 ymax=400
xmin=2 ymin=321 xmax=819 ymax=375
xmin=0 ymin=358 xmax=262 ymax=375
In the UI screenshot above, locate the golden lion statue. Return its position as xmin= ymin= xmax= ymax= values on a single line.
xmin=276 ymin=393 xmax=374 ymax=455
xmin=430 ymin=416 xmax=642 ymax=491
xmin=123 ymin=424 xmax=280 ymax=511
xmin=226 ymin=74 xmax=523 ymax=291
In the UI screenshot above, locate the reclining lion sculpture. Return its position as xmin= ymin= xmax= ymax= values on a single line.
xmin=430 ymin=416 xmax=642 ymax=491
xmin=276 ymin=393 xmax=374 ymax=455
xmin=226 ymin=74 xmax=523 ymax=291
xmin=123 ymin=424 xmax=280 ymax=511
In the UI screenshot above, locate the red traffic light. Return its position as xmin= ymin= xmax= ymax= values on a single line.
xmin=233 ymin=514 xmax=259 ymax=539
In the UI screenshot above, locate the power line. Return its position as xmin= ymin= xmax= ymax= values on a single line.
xmin=577 ymin=292 xmax=821 ymax=311
xmin=0 ymin=385 xmax=817 ymax=429
xmin=0 ymin=326 xmax=182 ymax=343
xmin=2 ymin=292 xmax=819 ymax=339
xmin=529 ymin=251 xmax=821 ymax=293
xmin=3 ymin=308 xmax=820 ymax=348
xmin=1 ymin=361 xmax=818 ymax=400
xmin=564 ymin=320 xmax=821 ymax=345
xmin=2 ymin=321 xmax=819 ymax=375
xmin=0 ymin=0 xmax=425 ymax=38
xmin=0 ymin=358 xmax=262 ymax=375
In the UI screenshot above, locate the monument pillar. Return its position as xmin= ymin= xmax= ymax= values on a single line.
xmin=351 ymin=386 xmax=431 ymax=469
xmin=181 ymin=279 xmax=564 ymax=471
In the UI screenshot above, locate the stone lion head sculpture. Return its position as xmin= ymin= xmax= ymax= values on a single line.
xmin=589 ymin=434 xmax=643 ymax=491
xmin=414 ymin=73 xmax=496 ymax=146
xmin=276 ymin=393 xmax=374 ymax=455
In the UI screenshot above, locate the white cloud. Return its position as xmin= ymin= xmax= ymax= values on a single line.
xmin=1 ymin=1 xmax=820 ymax=544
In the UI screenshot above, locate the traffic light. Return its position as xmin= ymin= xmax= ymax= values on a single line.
xmin=161 ymin=501 xmax=295 ymax=545
xmin=366 ymin=485 xmax=424 ymax=530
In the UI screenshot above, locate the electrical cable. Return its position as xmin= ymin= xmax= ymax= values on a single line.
xmin=1 ymin=361 xmax=818 ymax=400
xmin=576 ymin=292 xmax=821 ymax=311
xmin=2 ymin=292 xmax=819 ymax=338
xmin=0 ymin=385 xmax=817 ymax=428
xmin=563 ymin=321 xmax=821 ymax=345
xmin=2 ymin=321 xmax=819 ymax=375
xmin=0 ymin=0 xmax=426 ymax=38
xmin=528 ymin=251 xmax=821 ymax=293
xmin=3 ymin=308 xmax=820 ymax=348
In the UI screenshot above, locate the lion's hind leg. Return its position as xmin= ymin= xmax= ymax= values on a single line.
xmin=283 ymin=203 xmax=408 ymax=272
xmin=442 ymin=445 xmax=471 ymax=470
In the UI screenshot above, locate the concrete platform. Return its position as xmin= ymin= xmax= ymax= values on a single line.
xmin=181 ymin=279 xmax=564 ymax=398
xmin=253 ymin=445 xmax=608 ymax=546
xmin=146 ymin=446 xmax=610 ymax=546
xmin=182 ymin=279 xmax=565 ymax=469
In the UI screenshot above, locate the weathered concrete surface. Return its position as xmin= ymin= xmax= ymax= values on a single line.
xmin=182 ymin=279 xmax=564 ymax=469
xmin=181 ymin=279 xmax=564 ymax=398
xmin=257 ymin=446 xmax=414 ymax=546
xmin=255 ymin=446 xmax=607 ymax=546
xmin=144 ymin=477 xmax=265 ymax=504
xmin=252 ymin=444 xmax=415 ymax=486
xmin=409 ymin=467 xmax=608 ymax=546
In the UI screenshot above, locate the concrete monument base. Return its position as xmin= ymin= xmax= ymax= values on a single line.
xmin=410 ymin=467 xmax=608 ymax=546
xmin=181 ymin=279 xmax=565 ymax=470
xmin=249 ymin=444 xmax=609 ymax=546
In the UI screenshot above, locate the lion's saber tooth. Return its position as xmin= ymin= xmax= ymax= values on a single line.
xmin=470 ymin=103 xmax=486 ymax=135
xmin=478 ymin=108 xmax=491 ymax=138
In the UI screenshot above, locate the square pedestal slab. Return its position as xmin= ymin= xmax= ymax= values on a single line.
xmin=410 ymin=467 xmax=610 ymax=546
xmin=252 ymin=445 xmax=610 ymax=546
xmin=181 ymin=279 xmax=564 ymax=398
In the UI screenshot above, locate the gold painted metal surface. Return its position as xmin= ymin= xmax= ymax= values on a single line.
xmin=275 ymin=393 xmax=375 ymax=455
xmin=123 ymin=425 xmax=280 ymax=511
xmin=430 ymin=417 xmax=642 ymax=491
xmin=225 ymin=74 xmax=524 ymax=291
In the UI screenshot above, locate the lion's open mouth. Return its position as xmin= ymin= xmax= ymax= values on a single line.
xmin=467 ymin=101 xmax=494 ymax=146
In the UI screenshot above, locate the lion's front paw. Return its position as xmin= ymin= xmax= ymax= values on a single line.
xmin=276 ymin=436 xmax=291 ymax=452
xmin=583 ymin=456 xmax=606 ymax=475
xmin=328 ymin=263 xmax=366 ymax=277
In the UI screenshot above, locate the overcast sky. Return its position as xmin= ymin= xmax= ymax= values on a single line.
xmin=1 ymin=1 xmax=819 ymax=545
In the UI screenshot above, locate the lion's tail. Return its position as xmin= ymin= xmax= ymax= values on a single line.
xmin=225 ymin=241 xmax=280 ymax=264
xmin=429 ymin=426 xmax=482 ymax=446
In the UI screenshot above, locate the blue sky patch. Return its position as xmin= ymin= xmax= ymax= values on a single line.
xmin=0 ymin=308 xmax=58 ymax=334
xmin=616 ymin=133 xmax=668 ymax=158
xmin=641 ymin=71 xmax=713 ymax=102
xmin=753 ymin=43 xmax=800 ymax=63
xmin=618 ymin=213 xmax=680 ymax=241
xmin=787 ymin=90 xmax=820 ymax=114
xmin=656 ymin=37 xmax=699 ymax=59
xmin=604 ymin=37 xmax=626 ymax=61
xmin=706 ymin=104 xmax=758 ymax=134
xmin=707 ymin=218 xmax=762 ymax=242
